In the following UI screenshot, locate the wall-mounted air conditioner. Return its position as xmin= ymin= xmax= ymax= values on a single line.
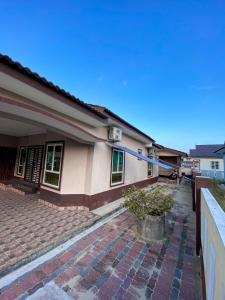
xmin=108 ymin=127 xmax=122 ymax=142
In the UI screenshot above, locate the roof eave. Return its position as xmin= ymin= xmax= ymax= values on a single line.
xmin=0 ymin=54 xmax=107 ymax=122
xmin=103 ymin=108 xmax=155 ymax=143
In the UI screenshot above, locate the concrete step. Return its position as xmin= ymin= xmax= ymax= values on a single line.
xmin=9 ymin=179 xmax=39 ymax=194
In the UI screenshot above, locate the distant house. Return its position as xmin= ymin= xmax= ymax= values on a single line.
xmin=154 ymin=144 xmax=187 ymax=177
xmin=190 ymin=144 xmax=225 ymax=179
xmin=0 ymin=54 xmax=173 ymax=210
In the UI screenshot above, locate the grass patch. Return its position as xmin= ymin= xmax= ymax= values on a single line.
xmin=210 ymin=181 xmax=225 ymax=212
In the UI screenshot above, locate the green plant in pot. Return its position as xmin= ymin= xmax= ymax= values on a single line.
xmin=123 ymin=185 xmax=174 ymax=241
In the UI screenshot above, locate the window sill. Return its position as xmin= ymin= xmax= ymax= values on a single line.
xmin=14 ymin=174 xmax=24 ymax=178
xmin=41 ymin=183 xmax=60 ymax=191
xmin=110 ymin=181 xmax=124 ymax=187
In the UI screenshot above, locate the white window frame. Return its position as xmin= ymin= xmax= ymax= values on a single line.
xmin=148 ymin=160 xmax=153 ymax=177
xmin=211 ymin=161 xmax=219 ymax=170
xmin=138 ymin=148 xmax=142 ymax=160
xmin=16 ymin=147 xmax=26 ymax=177
xmin=111 ymin=149 xmax=125 ymax=186
xmin=43 ymin=142 xmax=63 ymax=189
xmin=147 ymin=148 xmax=154 ymax=177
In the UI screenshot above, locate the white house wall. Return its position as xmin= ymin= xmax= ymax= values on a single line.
xmin=198 ymin=158 xmax=224 ymax=179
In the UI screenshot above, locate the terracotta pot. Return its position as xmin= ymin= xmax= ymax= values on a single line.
xmin=136 ymin=214 xmax=165 ymax=241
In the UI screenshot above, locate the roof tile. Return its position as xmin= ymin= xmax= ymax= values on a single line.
xmin=190 ymin=144 xmax=224 ymax=158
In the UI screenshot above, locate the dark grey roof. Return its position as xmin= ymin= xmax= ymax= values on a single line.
xmin=215 ymin=145 xmax=225 ymax=154
xmin=190 ymin=144 xmax=224 ymax=158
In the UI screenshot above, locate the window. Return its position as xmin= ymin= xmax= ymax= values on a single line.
xmin=43 ymin=142 xmax=63 ymax=188
xmin=111 ymin=149 xmax=124 ymax=185
xmin=16 ymin=147 xmax=26 ymax=176
xmin=148 ymin=161 xmax=153 ymax=177
xmin=138 ymin=148 xmax=142 ymax=160
xmin=211 ymin=161 xmax=219 ymax=170
xmin=147 ymin=148 xmax=154 ymax=177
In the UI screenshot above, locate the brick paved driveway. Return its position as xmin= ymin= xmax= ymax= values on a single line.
xmin=0 ymin=181 xmax=200 ymax=300
xmin=0 ymin=191 xmax=99 ymax=277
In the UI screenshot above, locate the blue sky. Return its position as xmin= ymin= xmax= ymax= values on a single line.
xmin=0 ymin=0 xmax=225 ymax=152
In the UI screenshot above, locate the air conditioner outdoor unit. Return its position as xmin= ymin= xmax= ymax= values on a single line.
xmin=108 ymin=126 xmax=122 ymax=142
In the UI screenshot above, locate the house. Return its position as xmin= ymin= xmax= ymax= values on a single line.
xmin=190 ymin=144 xmax=225 ymax=179
xmin=0 ymin=54 xmax=171 ymax=210
xmin=154 ymin=144 xmax=187 ymax=177
xmin=214 ymin=145 xmax=225 ymax=182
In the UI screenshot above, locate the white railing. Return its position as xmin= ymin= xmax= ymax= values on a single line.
xmin=201 ymin=188 xmax=225 ymax=300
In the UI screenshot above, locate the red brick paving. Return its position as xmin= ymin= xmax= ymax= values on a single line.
xmin=0 ymin=190 xmax=99 ymax=277
xmin=0 ymin=183 xmax=200 ymax=299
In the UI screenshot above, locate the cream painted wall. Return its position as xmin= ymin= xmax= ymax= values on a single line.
xmin=13 ymin=130 xmax=157 ymax=196
xmin=89 ymin=134 xmax=157 ymax=195
xmin=60 ymin=139 xmax=90 ymax=194
xmin=89 ymin=142 xmax=111 ymax=195
xmin=14 ymin=132 xmax=93 ymax=195
xmin=122 ymin=135 xmax=154 ymax=186
xmin=201 ymin=189 xmax=225 ymax=300
xmin=199 ymin=158 xmax=224 ymax=171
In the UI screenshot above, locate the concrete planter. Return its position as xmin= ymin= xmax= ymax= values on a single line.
xmin=136 ymin=214 xmax=165 ymax=241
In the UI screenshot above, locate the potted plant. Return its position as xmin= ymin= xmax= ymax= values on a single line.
xmin=123 ymin=185 xmax=174 ymax=241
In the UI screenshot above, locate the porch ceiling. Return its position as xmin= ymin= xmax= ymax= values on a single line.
xmin=0 ymin=99 xmax=106 ymax=143
xmin=0 ymin=116 xmax=45 ymax=136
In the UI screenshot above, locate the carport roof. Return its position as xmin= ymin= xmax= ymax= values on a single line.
xmin=154 ymin=143 xmax=188 ymax=157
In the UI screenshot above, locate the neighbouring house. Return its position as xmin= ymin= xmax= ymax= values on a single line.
xmin=154 ymin=144 xmax=188 ymax=177
xmin=190 ymin=144 xmax=225 ymax=179
xmin=214 ymin=145 xmax=225 ymax=182
xmin=0 ymin=54 xmax=172 ymax=210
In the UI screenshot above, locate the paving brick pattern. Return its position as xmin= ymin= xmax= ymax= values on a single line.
xmin=0 ymin=190 xmax=100 ymax=277
xmin=0 ymin=182 xmax=200 ymax=299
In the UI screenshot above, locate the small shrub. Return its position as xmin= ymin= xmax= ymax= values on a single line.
xmin=123 ymin=185 xmax=174 ymax=220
